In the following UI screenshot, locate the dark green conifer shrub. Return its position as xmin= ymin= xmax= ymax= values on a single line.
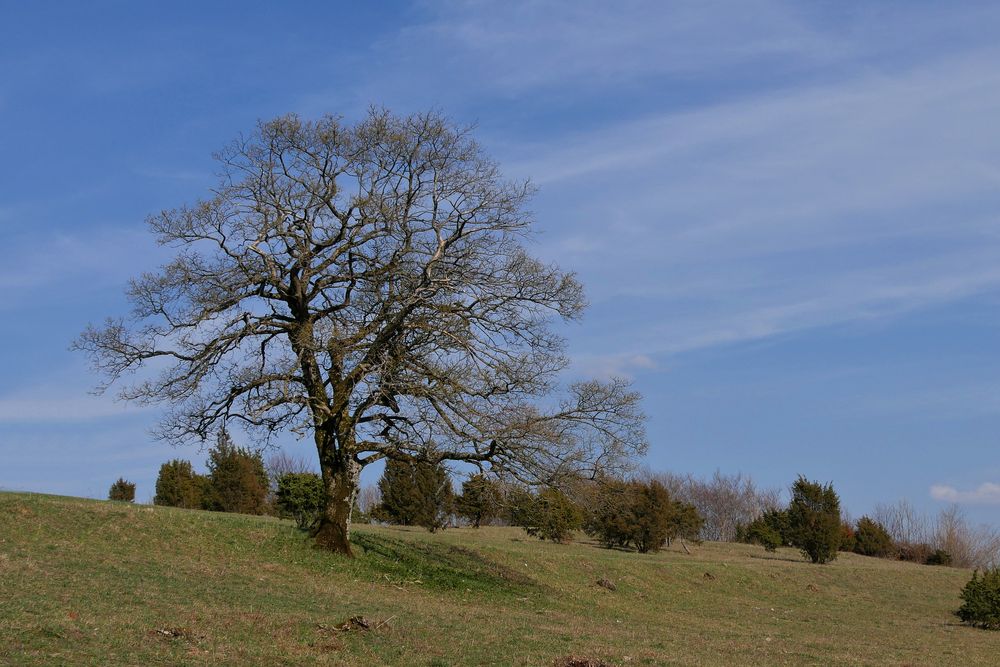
xmin=926 ymin=549 xmax=953 ymax=566
xmin=741 ymin=508 xmax=790 ymax=552
xmin=584 ymin=478 xmax=703 ymax=553
xmin=154 ymin=459 xmax=206 ymax=509
xmin=584 ymin=478 xmax=635 ymax=549
xmin=666 ymin=499 xmax=705 ymax=546
xmin=108 ymin=477 xmax=135 ymax=502
xmin=519 ymin=488 xmax=583 ymax=543
xmin=375 ymin=459 xmax=454 ymax=532
xmin=276 ymin=472 xmax=325 ymax=530
xmin=786 ymin=476 xmax=842 ymax=564
xmin=455 ymin=474 xmax=502 ymax=528
xmin=853 ymin=516 xmax=895 ymax=558
xmin=204 ymin=430 xmax=269 ymax=515
xmin=503 ymin=484 xmax=537 ymax=527
xmin=746 ymin=521 xmax=783 ymax=552
xmin=839 ymin=521 xmax=856 ymax=552
xmin=956 ymin=568 xmax=1000 ymax=629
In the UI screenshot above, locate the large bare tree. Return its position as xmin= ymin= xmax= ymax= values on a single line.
xmin=76 ymin=109 xmax=647 ymax=555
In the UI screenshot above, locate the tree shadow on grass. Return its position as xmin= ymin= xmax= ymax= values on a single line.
xmin=748 ymin=552 xmax=810 ymax=564
xmin=350 ymin=533 xmax=541 ymax=598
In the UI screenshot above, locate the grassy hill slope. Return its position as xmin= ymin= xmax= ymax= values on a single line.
xmin=1 ymin=491 xmax=997 ymax=666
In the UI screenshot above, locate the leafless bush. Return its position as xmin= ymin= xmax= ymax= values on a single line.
xmin=933 ymin=506 xmax=1000 ymax=569
xmin=873 ymin=499 xmax=1000 ymax=569
xmin=266 ymin=452 xmax=314 ymax=486
xmin=872 ymin=499 xmax=930 ymax=546
xmin=356 ymin=485 xmax=382 ymax=516
xmin=649 ymin=470 xmax=782 ymax=542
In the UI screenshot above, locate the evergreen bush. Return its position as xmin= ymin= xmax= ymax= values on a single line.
xmin=853 ymin=516 xmax=895 ymax=558
xmin=455 ymin=474 xmax=502 ymax=528
xmin=926 ymin=549 xmax=953 ymax=566
xmin=108 ymin=477 xmax=135 ymax=502
xmin=519 ymin=488 xmax=583 ymax=543
xmin=786 ymin=476 xmax=842 ymax=564
xmin=276 ymin=472 xmax=325 ymax=530
xmin=741 ymin=509 xmax=790 ymax=552
xmin=375 ymin=459 xmax=454 ymax=532
xmin=956 ymin=568 xmax=1000 ymax=630
xmin=205 ymin=430 xmax=269 ymax=515
xmin=154 ymin=459 xmax=206 ymax=509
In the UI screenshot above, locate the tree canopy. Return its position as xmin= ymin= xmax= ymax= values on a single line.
xmin=75 ymin=109 xmax=647 ymax=555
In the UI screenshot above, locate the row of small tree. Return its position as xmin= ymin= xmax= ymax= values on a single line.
xmin=153 ymin=431 xmax=270 ymax=514
xmin=733 ymin=477 xmax=989 ymax=570
xmin=871 ymin=500 xmax=1000 ymax=570
xmin=737 ymin=476 xmax=843 ymax=564
xmin=366 ymin=461 xmax=705 ymax=555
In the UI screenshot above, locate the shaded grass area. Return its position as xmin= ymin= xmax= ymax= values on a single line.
xmin=1 ymin=491 xmax=998 ymax=666
xmin=351 ymin=533 xmax=539 ymax=595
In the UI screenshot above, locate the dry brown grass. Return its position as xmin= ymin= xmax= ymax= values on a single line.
xmin=1 ymin=491 xmax=998 ymax=666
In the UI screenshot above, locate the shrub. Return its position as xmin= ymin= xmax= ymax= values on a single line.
xmin=154 ymin=459 xmax=207 ymax=509
xmin=741 ymin=508 xmax=790 ymax=552
xmin=108 ymin=477 xmax=135 ymax=502
xmin=276 ymin=472 xmax=325 ymax=530
xmin=652 ymin=470 xmax=782 ymax=542
xmin=665 ymin=498 xmax=705 ymax=547
xmin=897 ymin=542 xmax=935 ymax=565
xmin=786 ymin=476 xmax=842 ymax=564
xmin=839 ymin=521 xmax=856 ymax=552
xmin=933 ymin=505 xmax=1000 ymax=570
xmin=853 ymin=516 xmax=895 ymax=558
xmin=205 ymin=430 xmax=269 ymax=515
xmin=926 ymin=549 xmax=953 ymax=566
xmin=502 ymin=484 xmax=537 ymax=527
xmin=585 ymin=478 xmax=638 ymax=549
xmin=455 ymin=474 xmax=502 ymax=528
xmin=375 ymin=459 xmax=454 ymax=532
xmin=874 ymin=501 xmax=1000 ymax=569
xmin=519 ymin=488 xmax=583 ymax=543
xmin=584 ymin=478 xmax=701 ymax=553
xmin=744 ymin=521 xmax=783 ymax=552
xmin=956 ymin=569 xmax=1000 ymax=630
xmin=630 ymin=481 xmax=675 ymax=553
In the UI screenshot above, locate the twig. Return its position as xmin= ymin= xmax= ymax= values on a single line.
xmin=374 ymin=615 xmax=397 ymax=631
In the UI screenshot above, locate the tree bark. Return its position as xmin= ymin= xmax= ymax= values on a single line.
xmin=313 ymin=438 xmax=361 ymax=557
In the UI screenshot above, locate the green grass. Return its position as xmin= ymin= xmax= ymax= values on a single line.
xmin=1 ymin=492 xmax=997 ymax=665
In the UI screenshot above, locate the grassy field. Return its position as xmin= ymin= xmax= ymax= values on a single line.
xmin=1 ymin=492 xmax=997 ymax=666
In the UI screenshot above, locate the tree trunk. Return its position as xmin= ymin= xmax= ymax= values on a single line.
xmin=313 ymin=450 xmax=361 ymax=557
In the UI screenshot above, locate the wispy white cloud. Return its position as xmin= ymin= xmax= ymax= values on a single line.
xmin=511 ymin=49 xmax=1000 ymax=358
xmin=0 ymin=395 xmax=143 ymax=423
xmin=0 ymin=387 xmax=150 ymax=423
xmin=931 ymin=482 xmax=1000 ymax=505
xmin=570 ymin=352 xmax=658 ymax=381
xmin=0 ymin=367 xmax=153 ymax=424
xmin=395 ymin=0 xmax=842 ymax=92
xmin=0 ymin=226 xmax=156 ymax=310
xmin=342 ymin=3 xmax=1000 ymax=362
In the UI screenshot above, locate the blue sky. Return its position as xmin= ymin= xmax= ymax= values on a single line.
xmin=2 ymin=1 xmax=999 ymax=525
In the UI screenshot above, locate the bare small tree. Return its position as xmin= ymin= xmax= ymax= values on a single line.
xmin=932 ymin=506 xmax=1000 ymax=569
xmin=356 ymin=484 xmax=381 ymax=516
xmin=266 ymin=451 xmax=315 ymax=479
xmin=872 ymin=499 xmax=1000 ymax=568
xmin=651 ymin=470 xmax=781 ymax=542
xmin=872 ymin=499 xmax=930 ymax=546
xmin=75 ymin=109 xmax=647 ymax=555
